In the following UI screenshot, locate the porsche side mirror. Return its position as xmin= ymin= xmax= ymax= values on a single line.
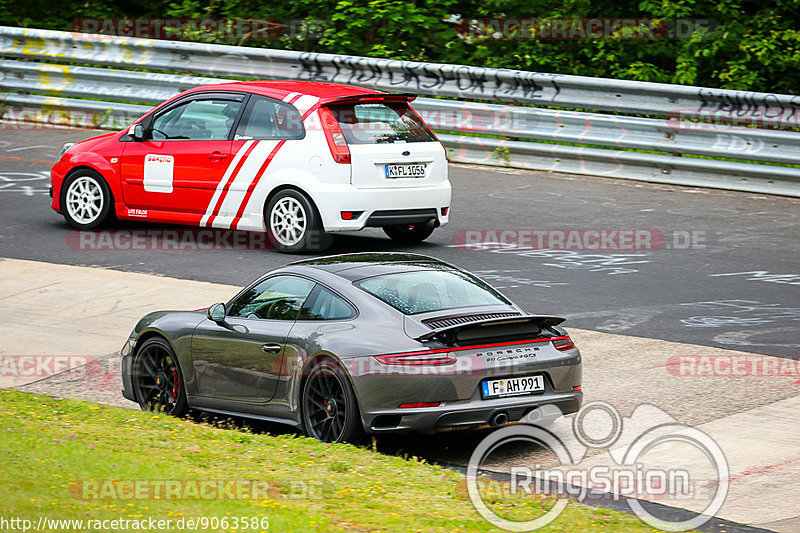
xmin=207 ymin=302 xmax=226 ymax=322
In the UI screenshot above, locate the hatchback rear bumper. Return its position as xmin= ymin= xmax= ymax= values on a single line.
xmin=311 ymin=181 xmax=451 ymax=231
xmin=363 ymin=208 xmax=440 ymax=227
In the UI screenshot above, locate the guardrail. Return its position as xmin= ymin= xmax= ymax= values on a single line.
xmin=2 ymin=25 xmax=799 ymax=196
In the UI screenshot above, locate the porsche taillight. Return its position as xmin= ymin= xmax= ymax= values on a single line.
xmin=551 ymin=336 xmax=575 ymax=351
xmin=374 ymin=349 xmax=456 ymax=366
xmin=319 ymin=107 xmax=351 ymax=164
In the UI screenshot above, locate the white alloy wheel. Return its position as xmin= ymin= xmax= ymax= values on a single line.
xmin=65 ymin=175 xmax=105 ymax=225
xmin=270 ymin=195 xmax=308 ymax=247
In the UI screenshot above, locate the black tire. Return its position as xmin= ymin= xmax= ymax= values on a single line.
xmin=60 ymin=169 xmax=115 ymax=229
xmin=131 ymin=337 xmax=188 ymax=417
xmin=301 ymin=359 xmax=364 ymax=443
xmin=265 ymin=189 xmax=331 ymax=253
xmin=383 ymin=219 xmax=436 ymax=243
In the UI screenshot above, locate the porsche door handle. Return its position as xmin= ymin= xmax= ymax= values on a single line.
xmin=261 ymin=343 xmax=282 ymax=354
xmin=209 ymin=151 xmax=228 ymax=160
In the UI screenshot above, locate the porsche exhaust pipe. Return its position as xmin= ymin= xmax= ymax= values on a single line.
xmin=489 ymin=411 xmax=509 ymax=427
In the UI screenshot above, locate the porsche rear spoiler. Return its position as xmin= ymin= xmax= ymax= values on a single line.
xmin=323 ymin=93 xmax=417 ymax=106
xmin=415 ymin=314 xmax=566 ymax=343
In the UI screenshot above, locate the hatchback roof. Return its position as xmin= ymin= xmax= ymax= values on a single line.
xmin=187 ymin=80 xmax=382 ymax=104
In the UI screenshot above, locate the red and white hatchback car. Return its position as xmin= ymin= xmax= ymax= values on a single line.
xmin=50 ymin=81 xmax=451 ymax=251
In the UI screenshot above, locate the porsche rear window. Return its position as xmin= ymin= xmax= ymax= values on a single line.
xmin=328 ymin=103 xmax=437 ymax=144
xmin=355 ymin=270 xmax=509 ymax=315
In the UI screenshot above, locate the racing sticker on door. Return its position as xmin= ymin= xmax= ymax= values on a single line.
xmin=143 ymin=154 xmax=174 ymax=193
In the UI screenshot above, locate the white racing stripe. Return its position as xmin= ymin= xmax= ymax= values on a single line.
xmin=283 ymin=91 xmax=302 ymax=103
xmin=210 ymin=140 xmax=279 ymax=229
xmin=203 ymin=93 xmax=321 ymax=229
xmin=200 ymin=140 xmax=254 ymax=227
xmin=292 ymin=94 xmax=320 ymax=114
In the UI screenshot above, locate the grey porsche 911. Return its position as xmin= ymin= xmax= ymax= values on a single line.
xmin=120 ymin=253 xmax=582 ymax=442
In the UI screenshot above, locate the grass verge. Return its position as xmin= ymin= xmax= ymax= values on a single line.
xmin=0 ymin=390 xmax=670 ymax=532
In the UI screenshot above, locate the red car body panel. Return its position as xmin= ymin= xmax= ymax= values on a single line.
xmin=51 ymin=82 xmax=378 ymax=217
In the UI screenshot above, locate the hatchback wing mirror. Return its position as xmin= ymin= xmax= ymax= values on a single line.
xmin=130 ymin=124 xmax=145 ymax=141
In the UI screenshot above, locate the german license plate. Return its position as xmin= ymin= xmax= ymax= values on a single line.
xmin=385 ymin=163 xmax=426 ymax=178
xmin=481 ymin=375 xmax=545 ymax=399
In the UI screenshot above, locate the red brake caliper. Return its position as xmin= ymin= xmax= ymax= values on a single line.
xmin=171 ymin=368 xmax=180 ymax=398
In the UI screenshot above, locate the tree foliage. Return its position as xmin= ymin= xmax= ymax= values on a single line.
xmin=2 ymin=0 xmax=798 ymax=94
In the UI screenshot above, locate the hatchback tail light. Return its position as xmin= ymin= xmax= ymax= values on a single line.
xmin=319 ymin=107 xmax=351 ymax=164
xmin=340 ymin=211 xmax=363 ymax=220
xmin=551 ymin=336 xmax=575 ymax=351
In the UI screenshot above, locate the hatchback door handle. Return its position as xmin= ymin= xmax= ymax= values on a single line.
xmin=209 ymin=151 xmax=228 ymax=160
xmin=261 ymin=343 xmax=282 ymax=354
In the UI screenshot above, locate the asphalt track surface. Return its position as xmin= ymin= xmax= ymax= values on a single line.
xmin=1 ymin=125 xmax=798 ymax=357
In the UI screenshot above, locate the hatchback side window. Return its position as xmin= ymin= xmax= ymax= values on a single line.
xmin=235 ymin=95 xmax=305 ymax=140
xmin=227 ymin=275 xmax=315 ymax=320
xmin=297 ymin=285 xmax=356 ymax=320
xmin=151 ymin=99 xmax=242 ymax=141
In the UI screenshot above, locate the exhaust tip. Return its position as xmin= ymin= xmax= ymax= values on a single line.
xmin=489 ymin=411 xmax=509 ymax=427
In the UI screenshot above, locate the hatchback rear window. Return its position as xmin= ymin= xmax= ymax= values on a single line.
xmin=328 ymin=103 xmax=437 ymax=144
xmin=354 ymin=270 xmax=510 ymax=315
